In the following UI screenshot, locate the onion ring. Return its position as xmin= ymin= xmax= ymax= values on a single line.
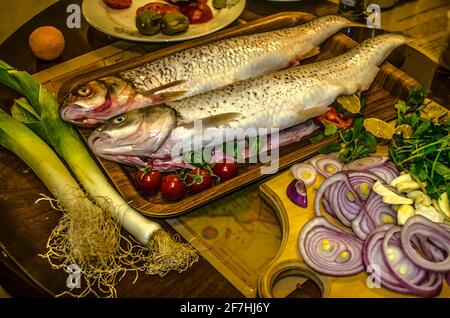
xmin=383 ymin=226 xmax=443 ymax=297
xmin=401 ymin=215 xmax=450 ymax=273
xmin=315 ymin=156 xmax=344 ymax=177
xmin=298 ymin=217 xmax=364 ymax=276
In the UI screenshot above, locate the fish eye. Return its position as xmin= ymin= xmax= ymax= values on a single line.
xmin=77 ymin=86 xmax=92 ymax=97
xmin=113 ymin=114 xmax=127 ymax=124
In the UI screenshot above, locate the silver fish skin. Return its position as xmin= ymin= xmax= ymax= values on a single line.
xmin=89 ymin=34 xmax=408 ymax=167
xmin=61 ymin=15 xmax=353 ymax=126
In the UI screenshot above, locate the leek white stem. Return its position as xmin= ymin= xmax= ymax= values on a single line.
xmin=0 ymin=110 xmax=88 ymax=207
xmin=0 ymin=61 xmax=161 ymax=245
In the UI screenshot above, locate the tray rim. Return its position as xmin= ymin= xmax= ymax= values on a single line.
xmin=56 ymin=12 xmax=419 ymax=219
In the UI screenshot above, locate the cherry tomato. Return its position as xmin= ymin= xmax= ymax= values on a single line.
xmin=161 ymin=174 xmax=186 ymax=201
xmin=213 ymin=161 xmax=239 ymax=182
xmin=315 ymin=107 xmax=354 ymax=130
xmin=184 ymin=168 xmax=214 ymax=194
xmin=103 ymin=0 xmax=132 ymax=10
xmin=137 ymin=2 xmax=181 ymax=16
xmin=135 ymin=167 xmax=161 ymax=196
xmin=178 ymin=1 xmax=213 ymax=24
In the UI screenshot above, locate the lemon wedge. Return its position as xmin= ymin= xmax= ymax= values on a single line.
xmin=363 ymin=118 xmax=395 ymax=139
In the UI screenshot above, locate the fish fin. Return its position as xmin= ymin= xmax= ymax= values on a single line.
xmin=301 ymin=46 xmax=321 ymax=60
xmin=142 ymin=79 xmax=186 ymax=95
xmin=180 ymin=112 xmax=242 ymax=129
xmin=348 ymin=21 xmax=368 ymax=28
xmin=155 ymin=90 xmax=188 ymax=101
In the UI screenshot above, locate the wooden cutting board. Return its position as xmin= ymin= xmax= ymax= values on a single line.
xmin=257 ymin=170 xmax=450 ymax=298
xmin=55 ymin=11 xmax=420 ymax=218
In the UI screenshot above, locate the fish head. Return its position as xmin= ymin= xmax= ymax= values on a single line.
xmin=60 ymin=76 xmax=135 ymax=126
xmin=88 ymin=106 xmax=176 ymax=166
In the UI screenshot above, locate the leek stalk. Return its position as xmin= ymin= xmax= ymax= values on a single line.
xmin=0 ymin=60 xmax=160 ymax=244
xmin=0 ymin=109 xmax=89 ymax=208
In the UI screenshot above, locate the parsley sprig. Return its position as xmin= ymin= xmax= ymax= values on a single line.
xmin=390 ymin=88 xmax=449 ymax=200
xmin=318 ymin=117 xmax=379 ymax=162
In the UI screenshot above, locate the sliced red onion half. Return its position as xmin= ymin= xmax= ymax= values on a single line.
xmin=401 ymin=215 xmax=450 ymax=273
xmin=343 ymin=157 xmax=399 ymax=183
xmin=314 ymin=173 xmax=347 ymax=217
xmin=384 ymin=161 xmax=400 ymax=175
xmin=414 ymin=235 xmax=446 ymax=263
xmin=322 ymin=197 xmax=334 ymax=216
xmin=367 ymin=166 xmax=399 ymax=184
xmin=446 ymin=273 xmax=450 ymax=287
xmin=365 ymin=192 xmax=397 ymax=226
xmin=345 ymin=156 xmax=389 ymax=170
xmin=363 ymin=225 xmax=413 ymax=294
xmin=316 ymin=171 xmax=382 ymax=231
xmin=382 ymin=226 xmax=443 ymax=297
xmin=290 ymin=163 xmax=317 ymax=187
xmin=325 ymin=179 xmax=361 ymax=226
xmin=298 ymin=216 xmax=365 ymax=276
xmin=315 ymin=157 xmax=344 ymax=178
xmin=307 ymin=154 xmax=326 ymax=168
xmin=287 ymin=179 xmax=307 ymax=208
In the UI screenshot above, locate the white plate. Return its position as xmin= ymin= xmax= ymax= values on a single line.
xmin=82 ymin=0 xmax=246 ymax=42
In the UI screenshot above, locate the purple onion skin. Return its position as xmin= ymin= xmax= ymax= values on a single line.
xmin=287 ymin=179 xmax=307 ymax=208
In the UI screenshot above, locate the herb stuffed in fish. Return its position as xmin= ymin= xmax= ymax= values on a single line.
xmin=88 ymin=34 xmax=409 ymax=170
xmin=60 ymin=15 xmax=354 ymax=126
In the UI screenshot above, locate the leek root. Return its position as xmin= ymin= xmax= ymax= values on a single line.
xmin=0 ymin=61 xmax=198 ymax=297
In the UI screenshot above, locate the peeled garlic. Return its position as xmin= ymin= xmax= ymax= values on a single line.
xmin=373 ymin=181 xmax=413 ymax=205
xmin=407 ymin=191 xmax=432 ymax=206
xmin=382 ymin=195 xmax=413 ymax=205
xmin=415 ymin=204 xmax=444 ymax=223
xmin=390 ymin=174 xmax=412 ymax=187
xmin=397 ymin=204 xmax=415 ymax=225
xmin=396 ymin=181 xmax=420 ymax=193
xmin=438 ymin=192 xmax=450 ymax=218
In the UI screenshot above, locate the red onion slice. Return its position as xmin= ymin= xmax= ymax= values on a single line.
xmin=287 ymin=179 xmax=307 ymax=208
xmin=401 ymin=215 xmax=450 ymax=273
xmin=383 ymin=226 xmax=443 ymax=297
xmin=343 ymin=157 xmax=398 ymax=183
xmin=367 ymin=166 xmax=399 ymax=183
xmin=315 ymin=157 xmax=344 ymax=178
xmin=298 ymin=217 xmax=365 ymax=276
xmin=365 ymin=192 xmax=397 ymax=226
xmin=345 ymin=156 xmax=389 ymax=170
xmin=322 ymin=197 xmax=334 ymax=216
xmin=363 ymin=225 xmax=412 ymax=294
xmin=314 ymin=173 xmax=350 ymax=217
xmin=290 ymin=163 xmax=317 ymax=187
xmin=307 ymin=154 xmax=327 ymax=168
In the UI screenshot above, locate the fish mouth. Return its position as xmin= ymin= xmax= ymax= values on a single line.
xmin=60 ymin=93 xmax=112 ymax=127
xmin=88 ymin=132 xmax=147 ymax=166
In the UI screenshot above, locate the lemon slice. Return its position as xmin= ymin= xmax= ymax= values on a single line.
xmin=336 ymin=95 xmax=361 ymax=114
xmin=420 ymin=99 xmax=448 ymax=123
xmin=394 ymin=124 xmax=413 ymax=138
xmin=363 ymin=118 xmax=395 ymax=139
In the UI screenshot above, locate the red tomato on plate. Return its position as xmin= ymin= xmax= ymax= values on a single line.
xmin=178 ymin=1 xmax=213 ymax=24
xmin=103 ymin=0 xmax=132 ymax=10
xmin=137 ymin=2 xmax=181 ymax=16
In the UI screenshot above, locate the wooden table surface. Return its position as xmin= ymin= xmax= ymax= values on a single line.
xmin=0 ymin=0 xmax=449 ymax=298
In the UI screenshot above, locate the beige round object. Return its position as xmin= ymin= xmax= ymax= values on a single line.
xmin=29 ymin=26 xmax=65 ymax=61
